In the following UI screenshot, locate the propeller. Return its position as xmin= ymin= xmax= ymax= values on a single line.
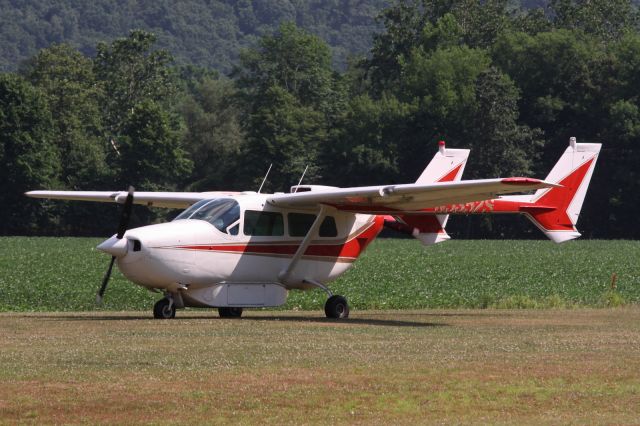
xmin=96 ymin=186 xmax=135 ymax=304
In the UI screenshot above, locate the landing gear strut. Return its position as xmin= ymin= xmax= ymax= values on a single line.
xmin=325 ymin=295 xmax=350 ymax=319
xmin=153 ymin=297 xmax=176 ymax=319
xmin=218 ymin=307 xmax=243 ymax=318
xmin=304 ymin=279 xmax=350 ymax=319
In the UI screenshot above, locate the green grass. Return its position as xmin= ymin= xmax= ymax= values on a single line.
xmin=1 ymin=309 xmax=640 ymax=424
xmin=0 ymin=237 xmax=638 ymax=311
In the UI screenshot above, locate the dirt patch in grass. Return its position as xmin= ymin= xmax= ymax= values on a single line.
xmin=1 ymin=308 xmax=639 ymax=424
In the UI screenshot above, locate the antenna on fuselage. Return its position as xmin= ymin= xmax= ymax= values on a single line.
xmin=293 ymin=165 xmax=309 ymax=193
xmin=257 ymin=163 xmax=273 ymax=194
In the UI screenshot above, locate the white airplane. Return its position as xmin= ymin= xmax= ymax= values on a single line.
xmin=26 ymin=138 xmax=600 ymax=319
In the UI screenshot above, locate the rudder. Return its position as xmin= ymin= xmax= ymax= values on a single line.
xmin=501 ymin=138 xmax=601 ymax=243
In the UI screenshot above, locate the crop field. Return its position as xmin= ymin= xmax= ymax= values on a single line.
xmin=1 ymin=308 xmax=639 ymax=424
xmin=0 ymin=237 xmax=638 ymax=312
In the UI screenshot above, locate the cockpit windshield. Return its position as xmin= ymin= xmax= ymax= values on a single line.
xmin=174 ymin=198 xmax=240 ymax=235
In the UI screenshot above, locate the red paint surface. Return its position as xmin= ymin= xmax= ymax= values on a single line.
xmin=501 ymin=177 xmax=544 ymax=185
xmin=437 ymin=164 xmax=463 ymax=183
xmin=170 ymin=216 xmax=385 ymax=262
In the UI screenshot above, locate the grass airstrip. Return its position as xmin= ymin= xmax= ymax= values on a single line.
xmin=0 ymin=238 xmax=639 ymax=423
xmin=1 ymin=309 xmax=639 ymax=424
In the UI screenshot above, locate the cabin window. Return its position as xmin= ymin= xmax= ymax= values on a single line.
xmin=319 ymin=216 xmax=338 ymax=237
xmin=288 ymin=213 xmax=338 ymax=237
xmin=174 ymin=198 xmax=240 ymax=235
xmin=288 ymin=213 xmax=315 ymax=237
xmin=244 ymin=210 xmax=284 ymax=236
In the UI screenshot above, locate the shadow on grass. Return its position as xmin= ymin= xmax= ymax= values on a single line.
xmin=241 ymin=316 xmax=447 ymax=328
xmin=18 ymin=313 xmax=449 ymax=328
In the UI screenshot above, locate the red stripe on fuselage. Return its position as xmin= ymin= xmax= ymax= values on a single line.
xmin=166 ymin=216 xmax=384 ymax=261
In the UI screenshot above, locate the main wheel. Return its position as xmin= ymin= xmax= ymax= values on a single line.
xmin=153 ymin=298 xmax=176 ymax=319
xmin=218 ymin=307 xmax=243 ymax=318
xmin=325 ymin=295 xmax=349 ymax=319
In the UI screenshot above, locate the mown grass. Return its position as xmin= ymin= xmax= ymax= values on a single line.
xmin=0 ymin=309 xmax=639 ymax=424
xmin=0 ymin=237 xmax=638 ymax=312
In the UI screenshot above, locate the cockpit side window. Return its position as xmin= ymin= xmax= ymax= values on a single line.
xmin=173 ymin=198 xmax=240 ymax=235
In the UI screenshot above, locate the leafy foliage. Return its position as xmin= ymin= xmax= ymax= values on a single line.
xmin=1 ymin=1 xmax=640 ymax=238
xmin=0 ymin=74 xmax=59 ymax=234
xmin=236 ymin=22 xmax=343 ymax=191
xmin=0 ymin=0 xmax=388 ymax=73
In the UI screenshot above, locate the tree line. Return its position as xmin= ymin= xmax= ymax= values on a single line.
xmin=1 ymin=0 xmax=639 ymax=238
xmin=0 ymin=0 xmax=387 ymax=73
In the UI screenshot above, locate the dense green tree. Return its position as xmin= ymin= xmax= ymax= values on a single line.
xmin=21 ymin=44 xmax=107 ymax=188
xmin=468 ymin=67 xmax=544 ymax=178
xmin=587 ymin=33 xmax=640 ymax=237
xmin=322 ymin=93 xmax=410 ymax=186
xmin=0 ymin=74 xmax=59 ymax=234
xmin=180 ymin=77 xmax=245 ymax=190
xmin=242 ymin=86 xmax=327 ymax=192
xmin=235 ymin=22 xmax=336 ymax=113
xmin=366 ymin=0 xmax=516 ymax=95
xmin=491 ymin=30 xmax=603 ymax=163
xmin=94 ymin=30 xmax=176 ymax=136
xmin=2 ymin=1 xmax=640 ymax=239
xmin=366 ymin=0 xmax=428 ymax=94
xmin=235 ymin=23 xmax=341 ymax=191
xmin=92 ymin=30 xmax=192 ymax=194
xmin=395 ymin=45 xmax=490 ymax=178
xmin=116 ymin=100 xmax=192 ymax=191
xmin=0 ymin=0 xmax=387 ymax=73
xmin=550 ymin=0 xmax=639 ymax=41
xmin=20 ymin=44 xmax=112 ymax=235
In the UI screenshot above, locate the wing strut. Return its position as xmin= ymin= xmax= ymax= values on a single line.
xmin=278 ymin=205 xmax=329 ymax=285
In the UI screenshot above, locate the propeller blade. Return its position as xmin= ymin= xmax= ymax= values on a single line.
xmin=97 ymin=186 xmax=134 ymax=305
xmin=97 ymin=255 xmax=116 ymax=304
xmin=116 ymin=186 xmax=135 ymax=239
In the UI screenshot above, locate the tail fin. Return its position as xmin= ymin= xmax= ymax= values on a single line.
xmin=388 ymin=141 xmax=470 ymax=245
xmin=500 ymin=138 xmax=601 ymax=243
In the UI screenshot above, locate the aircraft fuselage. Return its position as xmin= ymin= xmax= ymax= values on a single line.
xmin=105 ymin=194 xmax=384 ymax=308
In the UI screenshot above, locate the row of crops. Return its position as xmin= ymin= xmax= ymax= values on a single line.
xmin=0 ymin=237 xmax=637 ymax=311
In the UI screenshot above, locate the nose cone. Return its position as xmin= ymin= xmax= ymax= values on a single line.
xmin=97 ymin=235 xmax=128 ymax=257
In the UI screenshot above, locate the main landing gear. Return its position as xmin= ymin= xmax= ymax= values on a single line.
xmin=324 ymin=295 xmax=350 ymax=319
xmin=305 ymin=279 xmax=350 ymax=319
xmin=153 ymin=297 xmax=176 ymax=319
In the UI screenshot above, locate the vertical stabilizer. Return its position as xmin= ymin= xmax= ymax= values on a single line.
xmin=391 ymin=141 xmax=470 ymax=245
xmin=499 ymin=138 xmax=601 ymax=243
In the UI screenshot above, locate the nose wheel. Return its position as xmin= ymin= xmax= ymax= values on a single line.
xmin=153 ymin=298 xmax=176 ymax=319
xmin=325 ymin=295 xmax=349 ymax=319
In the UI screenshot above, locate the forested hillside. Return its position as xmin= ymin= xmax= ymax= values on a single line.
xmin=2 ymin=0 xmax=640 ymax=239
xmin=0 ymin=0 xmax=387 ymax=72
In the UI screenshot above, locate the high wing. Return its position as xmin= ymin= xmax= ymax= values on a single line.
xmin=25 ymin=190 xmax=240 ymax=209
xmin=26 ymin=178 xmax=557 ymax=212
xmin=268 ymin=178 xmax=559 ymax=213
